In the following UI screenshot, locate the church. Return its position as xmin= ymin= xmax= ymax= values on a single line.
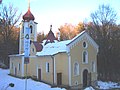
xmin=9 ymin=3 xmax=99 ymax=89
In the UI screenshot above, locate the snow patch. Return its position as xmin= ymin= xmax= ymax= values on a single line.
xmin=84 ymin=86 xmax=95 ymax=90
xmin=97 ymin=81 xmax=120 ymax=89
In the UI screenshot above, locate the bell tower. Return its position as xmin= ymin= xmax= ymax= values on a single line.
xmin=19 ymin=0 xmax=37 ymax=54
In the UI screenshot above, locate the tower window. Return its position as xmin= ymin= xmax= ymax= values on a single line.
xmin=30 ymin=26 xmax=33 ymax=33
xmin=23 ymin=26 xmax=24 ymax=33
xmin=32 ymin=48 xmax=34 ymax=52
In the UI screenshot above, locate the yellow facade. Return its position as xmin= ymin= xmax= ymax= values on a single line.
xmin=28 ymin=53 xmax=69 ymax=85
xmin=29 ymin=56 xmax=54 ymax=84
xmin=55 ymin=53 xmax=69 ymax=85
xmin=9 ymin=31 xmax=99 ymax=88
xmin=9 ymin=56 xmax=24 ymax=77
xmin=69 ymin=35 xmax=98 ymax=86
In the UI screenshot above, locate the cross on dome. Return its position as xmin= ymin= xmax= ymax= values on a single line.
xmin=28 ymin=0 xmax=30 ymax=10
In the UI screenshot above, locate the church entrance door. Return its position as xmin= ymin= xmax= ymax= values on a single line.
xmin=83 ymin=69 xmax=88 ymax=87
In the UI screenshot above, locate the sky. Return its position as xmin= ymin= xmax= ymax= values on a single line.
xmin=2 ymin=0 xmax=120 ymax=34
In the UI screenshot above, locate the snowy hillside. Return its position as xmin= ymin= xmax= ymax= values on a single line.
xmin=0 ymin=68 xmax=120 ymax=90
xmin=0 ymin=68 xmax=65 ymax=90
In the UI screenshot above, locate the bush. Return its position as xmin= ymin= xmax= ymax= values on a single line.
xmin=0 ymin=62 xmax=8 ymax=69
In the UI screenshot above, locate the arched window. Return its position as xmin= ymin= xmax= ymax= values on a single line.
xmin=83 ymin=51 xmax=88 ymax=63
xmin=30 ymin=25 xmax=33 ymax=33
xmin=32 ymin=48 xmax=34 ymax=52
xmin=74 ymin=62 xmax=79 ymax=76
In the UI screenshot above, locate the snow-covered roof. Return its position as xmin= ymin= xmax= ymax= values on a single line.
xmin=67 ymin=30 xmax=85 ymax=46
xmin=36 ymin=40 xmax=71 ymax=56
xmin=36 ymin=30 xmax=99 ymax=56
xmin=36 ymin=31 xmax=86 ymax=56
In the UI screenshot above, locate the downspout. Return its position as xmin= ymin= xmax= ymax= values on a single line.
xmin=51 ymin=55 xmax=54 ymax=85
xmin=66 ymin=44 xmax=71 ymax=86
xmin=68 ymin=53 xmax=71 ymax=86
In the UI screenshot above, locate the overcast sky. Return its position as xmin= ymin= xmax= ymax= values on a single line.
xmin=2 ymin=0 xmax=120 ymax=34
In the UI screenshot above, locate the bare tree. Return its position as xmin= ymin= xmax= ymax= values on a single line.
xmin=90 ymin=4 xmax=117 ymax=39
xmin=90 ymin=4 xmax=120 ymax=81
xmin=0 ymin=4 xmax=21 ymax=42
xmin=0 ymin=0 xmax=2 ymax=4
xmin=0 ymin=4 xmax=21 ymax=66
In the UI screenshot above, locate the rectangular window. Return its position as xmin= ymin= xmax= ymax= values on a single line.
xmin=92 ymin=61 xmax=95 ymax=72
xmin=18 ymin=63 xmax=20 ymax=71
xmin=46 ymin=62 xmax=49 ymax=73
xmin=12 ymin=62 xmax=13 ymax=69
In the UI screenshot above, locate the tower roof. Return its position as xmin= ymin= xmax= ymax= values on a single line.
xmin=23 ymin=8 xmax=35 ymax=21
xmin=22 ymin=0 xmax=35 ymax=21
xmin=45 ymin=25 xmax=57 ymax=45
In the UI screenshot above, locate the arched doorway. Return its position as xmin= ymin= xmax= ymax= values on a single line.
xmin=83 ymin=69 xmax=88 ymax=87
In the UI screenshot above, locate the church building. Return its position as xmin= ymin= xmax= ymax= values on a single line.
xmin=9 ymin=3 xmax=99 ymax=89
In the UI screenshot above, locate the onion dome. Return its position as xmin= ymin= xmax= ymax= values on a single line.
xmin=23 ymin=8 xmax=35 ymax=21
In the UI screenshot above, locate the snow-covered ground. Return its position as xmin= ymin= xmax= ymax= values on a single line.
xmin=0 ymin=68 xmax=120 ymax=90
xmin=97 ymin=81 xmax=120 ymax=89
xmin=84 ymin=86 xmax=94 ymax=90
xmin=0 ymin=68 xmax=65 ymax=90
